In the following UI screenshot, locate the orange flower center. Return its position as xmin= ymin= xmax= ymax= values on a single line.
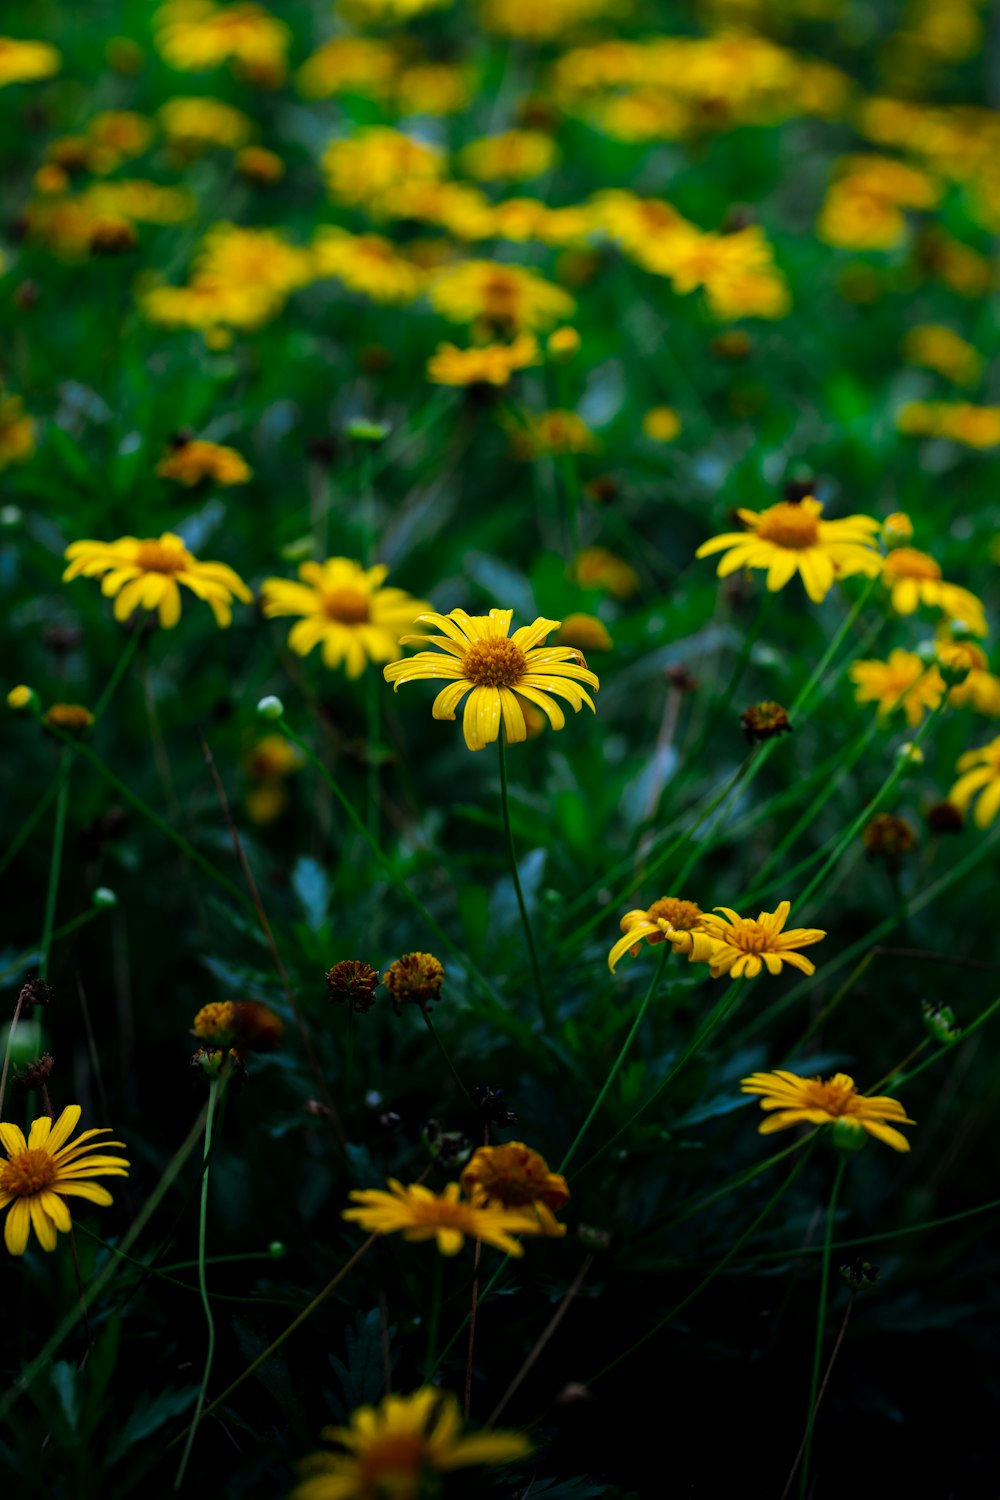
xmin=469 ymin=1147 xmax=557 ymax=1207
xmin=725 ymin=919 xmax=771 ymax=954
xmin=647 ymin=897 xmax=702 ymax=930
xmin=0 ymin=1148 xmax=57 ymax=1198
xmin=481 ymin=273 xmax=520 ymax=316
xmin=322 ymin=586 xmax=371 ymax=624
xmin=462 ymin=636 xmax=528 ymax=689
xmin=801 ymin=1077 xmax=857 ymax=1116
xmin=885 ymin=547 xmax=941 ymax=581
xmin=134 ymin=539 xmax=190 ymax=574
xmin=755 ymin=503 xmax=820 ymax=550
xmin=357 ymin=1432 xmax=428 ymax=1491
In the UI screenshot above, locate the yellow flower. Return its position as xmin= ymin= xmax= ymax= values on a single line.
xmin=338 ymin=0 xmax=453 ymax=20
xmin=608 ymin=897 xmax=718 ymax=973
xmin=547 ymin=326 xmax=580 ymax=360
xmin=700 ymin=901 xmax=826 ymax=979
xmin=43 ymin=703 xmax=95 ymax=735
xmin=902 ymin=325 xmax=981 ymax=385
xmin=557 ymin=613 xmax=613 ymax=652
xmin=293 ymin=1387 xmax=528 ymax=1500
xmin=7 ymin=685 xmax=36 ymax=712
xmin=461 ymin=1142 xmax=569 ymax=1237
xmin=695 ymin=496 xmax=882 ymax=604
xmin=881 ymin=511 xmax=913 ymax=546
xmin=0 ymin=37 xmax=60 ymax=86
xmin=384 ymin=608 xmax=599 ymax=752
xmin=741 ymin=1071 xmax=915 ymax=1152
xmin=950 ymin=734 xmax=1000 ymax=827
xmin=651 ymin=225 xmax=790 ymax=321
xmin=236 ymin=145 xmax=285 ymax=182
xmin=881 ymin=547 xmax=987 ymax=635
xmin=312 ymin=229 xmax=425 ymax=305
xmin=87 ymin=111 xmax=154 ymax=163
xmin=261 ymin=559 xmax=427 ymax=679
xmin=573 ymin=547 xmax=640 ymax=598
xmin=938 ymin=640 xmax=1000 ymax=715
xmin=849 ymin=648 xmax=945 ymax=727
xmin=140 ymin=276 xmax=278 ymax=334
xmin=63 ymin=533 xmax=251 ymax=629
xmin=343 ymin=1180 xmax=531 ymax=1256
xmin=426 ymin=335 xmax=540 ymax=387
xmin=156 ymin=439 xmax=251 ymax=487
xmin=0 ymin=396 xmax=35 ymax=470
xmin=393 ymin=62 xmax=471 ymax=117
xmin=154 ymin=1 xmax=290 ymax=77
xmin=245 ymin=733 xmax=303 ymax=780
xmin=897 ymin=400 xmax=1000 ymax=448
xmin=511 ymin=409 xmax=597 ymax=459
xmin=429 ymin=259 xmax=575 ymax=334
xmin=295 ymin=37 xmax=396 ymax=101
xmin=0 ymin=1105 xmax=129 ymax=1255
xmin=322 ymin=128 xmax=444 ymax=209
xmin=459 ymin=129 xmax=559 ymax=182
xmin=194 ymin=222 xmax=314 ymax=298
xmin=158 ymin=96 xmax=253 ymax=151
xmin=642 ymin=405 xmax=681 ymax=442
xmin=84 ymin=180 xmax=195 ymax=225
xmin=481 ymin=0 xmax=615 ymax=40
xmin=382 ymin=952 xmax=444 ymax=1014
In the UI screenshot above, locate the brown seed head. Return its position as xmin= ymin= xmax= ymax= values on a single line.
xmin=383 ymin=952 xmax=445 ymax=1015
xmin=740 ymin=701 xmax=792 ymax=744
xmin=326 ymin=960 xmax=379 ymax=1013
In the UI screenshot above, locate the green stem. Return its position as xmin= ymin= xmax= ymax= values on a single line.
xmin=367 ymin=666 xmax=381 ymax=853
xmin=885 ymin=993 xmax=1000 ymax=1093
xmin=92 ymin=627 xmax=141 ymax=722
xmin=175 ymin=1081 xmax=221 ymax=1488
xmin=684 ymin=591 xmax=773 ymax=769
xmin=39 ymin=751 xmax=71 ymax=982
xmin=571 ymin=979 xmax=746 ymax=1180
xmin=559 ymin=946 xmax=668 ymax=1174
xmin=800 ymin=1158 xmax=847 ymax=1500
xmin=425 ymin=1253 xmax=444 ymax=1382
xmin=421 ymin=1006 xmax=467 ymax=1099
xmin=498 ymin=727 xmax=552 ymax=1028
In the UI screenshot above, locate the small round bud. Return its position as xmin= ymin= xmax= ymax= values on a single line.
xmin=256 ymin=695 xmax=284 ymax=721
xmin=92 ymin=887 xmax=118 ymax=908
xmin=839 ymin=1257 xmax=880 ymax=1292
xmin=0 ymin=505 xmax=22 ymax=527
xmin=740 ymin=701 xmax=793 ymax=745
xmin=547 ymin=326 xmax=580 ymax=361
xmin=383 ymin=952 xmax=444 ymax=1016
xmin=935 ymin=640 xmax=979 ymax=687
xmin=43 ymin=703 xmax=94 ymax=736
xmin=346 ymin=419 xmax=390 ymax=445
xmin=831 ymin=1118 xmax=867 ymax=1153
xmin=268 ymin=1240 xmax=287 ymax=1258
xmin=7 ymin=684 xmax=39 ymax=714
xmin=896 ymin=742 xmax=924 ymax=768
xmin=922 ymin=998 xmax=961 ymax=1044
xmin=881 ymin=512 xmax=913 ymax=547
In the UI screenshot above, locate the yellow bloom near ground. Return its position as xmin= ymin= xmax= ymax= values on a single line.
xmin=260 ymin=559 xmax=428 ymax=678
xmin=950 ymin=734 xmax=1000 ymax=827
xmin=426 ymin=335 xmax=540 ymax=386
xmin=428 ymin=258 xmax=575 ymax=332
xmin=156 ymin=439 xmax=252 ymax=486
xmin=343 ymin=1179 xmax=532 ymax=1256
xmin=696 ymin=497 xmax=881 ymax=603
xmin=293 ymin=1387 xmax=528 ymax=1500
xmin=701 ymin=901 xmax=826 ymax=978
xmin=459 ymin=129 xmax=559 ymax=181
xmin=608 ymin=896 xmax=717 ymax=972
xmin=850 ymin=648 xmax=945 ymax=726
xmin=63 ymin=533 xmax=251 ymax=628
xmin=0 ymin=1105 xmax=129 ymax=1255
xmin=384 ymin=607 xmax=599 ymax=751
xmin=741 ymin=1070 xmax=915 ymax=1151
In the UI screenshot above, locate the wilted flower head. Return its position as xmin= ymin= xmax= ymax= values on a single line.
xmin=326 ymin=960 xmax=379 ymax=1014
xmin=382 ymin=953 xmax=444 ymax=1014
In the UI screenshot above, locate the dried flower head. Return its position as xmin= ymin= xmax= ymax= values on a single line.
xmin=840 ymin=1257 xmax=880 ymax=1292
xmin=191 ymin=1000 xmax=283 ymax=1053
xmin=925 ymin=800 xmax=965 ymax=834
xmin=470 ymin=1083 xmax=517 ymax=1127
xmin=383 ymin=952 xmax=445 ymax=1014
xmin=863 ymin=813 xmax=917 ymax=869
xmin=19 ymin=978 xmax=53 ymax=1009
xmin=12 ymin=1054 xmax=54 ymax=1093
xmin=461 ymin=1142 xmax=569 ymax=1236
xmin=740 ymin=701 xmax=792 ymax=744
xmin=326 ymin=960 xmax=379 ymax=1013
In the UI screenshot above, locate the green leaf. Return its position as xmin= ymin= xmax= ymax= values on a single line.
xmin=329 ymin=1308 xmax=392 ymax=1422
xmin=107 ymin=1387 xmax=198 ymax=1465
xmin=292 ymin=856 xmax=331 ymax=932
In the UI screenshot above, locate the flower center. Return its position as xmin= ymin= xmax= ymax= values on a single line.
xmin=134 ymin=539 xmax=189 ymax=574
xmin=0 ymin=1148 xmax=58 ymax=1198
xmin=647 ymin=897 xmax=702 ymax=930
xmin=728 ymin=919 xmax=770 ymax=954
xmin=357 ymin=1433 xmax=428 ymax=1490
xmin=755 ymin=503 xmax=820 ymax=550
xmin=885 ymin=547 xmax=941 ymax=581
xmin=804 ymin=1077 xmax=857 ymax=1116
xmin=462 ymin=636 xmax=528 ymax=689
xmin=322 ymin=586 xmax=371 ymax=624
xmin=482 ymin=274 xmax=520 ymax=315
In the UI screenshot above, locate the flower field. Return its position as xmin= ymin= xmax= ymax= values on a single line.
xmin=3 ymin=0 xmax=1000 ymax=1495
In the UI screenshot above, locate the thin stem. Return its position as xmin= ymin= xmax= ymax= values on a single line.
xmin=498 ymin=727 xmax=552 ymax=1027
xmin=799 ymin=1158 xmax=847 ymax=1500
xmin=684 ymin=591 xmax=773 ymax=769
xmin=559 ymin=946 xmax=668 ymax=1174
xmin=487 ymin=1255 xmax=593 ymax=1427
xmin=464 ymin=1237 xmax=483 ymax=1420
xmin=175 ymin=1079 xmax=222 ymax=1489
xmin=781 ymin=1299 xmax=854 ymax=1500
xmin=0 ymin=778 xmax=58 ymax=882
xmin=424 ymin=1253 xmax=444 ymax=1382
xmin=39 ymin=750 xmax=71 ymax=982
xmin=0 ymin=995 xmax=26 ymax=1125
xmin=367 ymin=665 xmax=381 ymax=852
xmin=421 ymin=1006 xmax=467 ymax=1099
xmin=91 ymin=627 xmax=141 ymax=722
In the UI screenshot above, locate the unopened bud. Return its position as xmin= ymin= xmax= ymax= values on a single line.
xmin=92 ymin=887 xmax=118 ymax=908
xmin=831 ymin=1118 xmax=867 ymax=1153
xmin=346 ymin=419 xmax=390 ymax=445
xmin=922 ymin=998 xmax=960 ymax=1044
xmin=257 ymin=695 xmax=284 ymax=721
xmin=840 ymin=1257 xmax=880 ymax=1292
xmin=7 ymin=684 xmax=39 ymax=714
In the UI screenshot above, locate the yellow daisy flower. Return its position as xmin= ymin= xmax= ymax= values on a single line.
xmin=156 ymin=439 xmax=252 ymax=487
xmin=460 ymin=1142 xmax=569 ymax=1237
xmin=293 ymin=1387 xmax=529 ymax=1500
xmin=63 ymin=533 xmax=251 ymax=629
xmin=0 ymin=37 xmax=61 ymax=87
xmin=383 ymin=607 xmax=599 ymax=752
xmin=949 ymin=734 xmax=1000 ymax=827
xmin=312 ymin=229 xmax=426 ymax=306
xmin=741 ymin=1070 xmax=915 ymax=1152
xmin=881 ymin=547 xmax=987 ymax=635
xmin=695 ymin=497 xmax=882 ymax=604
xmin=428 ymin=259 xmax=575 ymax=334
xmin=260 ymin=559 xmax=428 ymax=679
xmin=426 ymin=335 xmax=540 ymax=387
xmin=0 ymin=1105 xmax=129 ymax=1256
xmin=849 ymin=648 xmax=946 ymax=727
xmin=700 ymin=901 xmax=826 ymax=979
xmin=607 ymin=897 xmax=718 ymax=973
xmin=342 ymin=1179 xmax=531 ymax=1257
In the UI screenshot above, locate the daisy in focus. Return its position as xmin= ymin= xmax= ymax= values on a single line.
xmin=0 ymin=1105 xmax=129 ymax=1255
xmin=741 ymin=1070 xmax=915 ymax=1152
xmin=695 ymin=497 xmax=882 ymax=604
xmin=461 ymin=1142 xmax=569 ymax=1237
xmin=343 ymin=1179 xmax=532 ymax=1256
xmin=881 ymin=547 xmax=987 ymax=635
xmin=293 ymin=1387 xmax=529 ymax=1500
xmin=260 ymin=559 xmax=428 ymax=678
xmin=949 ymin=734 xmax=1000 ymax=827
xmin=701 ymin=901 xmax=826 ymax=979
xmin=608 ymin=896 xmax=718 ymax=973
xmin=384 ymin=607 xmax=599 ymax=751
xmin=63 ymin=533 xmax=251 ymax=628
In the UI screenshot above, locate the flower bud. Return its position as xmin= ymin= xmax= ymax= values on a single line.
xmin=7 ymin=684 xmax=39 ymax=714
xmin=935 ymin=640 xmax=977 ymax=687
xmin=256 ymin=695 xmax=284 ymax=721
xmin=740 ymin=701 xmax=792 ymax=744
xmin=92 ymin=887 xmax=118 ymax=908
xmin=831 ymin=1118 xmax=867 ymax=1153
xmin=269 ymin=1240 xmax=287 ymax=1258
xmin=346 ymin=419 xmax=390 ymax=445
xmin=922 ymin=998 xmax=960 ymax=1044
xmin=839 ymin=1257 xmax=880 ymax=1292
xmin=896 ymin=742 xmax=924 ymax=768
xmin=547 ymin=326 xmax=580 ymax=361
xmin=881 ymin=512 xmax=913 ymax=547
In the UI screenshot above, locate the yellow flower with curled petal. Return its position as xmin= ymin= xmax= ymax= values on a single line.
xmin=385 ymin=608 xmax=599 ymax=752
xmin=949 ymin=734 xmax=1000 ymax=827
xmin=343 ymin=1180 xmax=531 ymax=1257
xmin=293 ymin=1387 xmax=528 ymax=1500
xmin=0 ymin=1105 xmax=129 ymax=1256
xmin=63 ymin=533 xmax=251 ymax=629
xmin=696 ymin=497 xmax=882 ymax=604
xmin=608 ymin=897 xmax=718 ymax=973
xmin=261 ymin=559 xmax=428 ymax=679
xmin=426 ymin=336 xmax=540 ymax=386
xmin=881 ymin=547 xmax=987 ymax=635
xmin=741 ymin=1071 xmax=915 ymax=1152
xmin=700 ymin=901 xmax=826 ymax=979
